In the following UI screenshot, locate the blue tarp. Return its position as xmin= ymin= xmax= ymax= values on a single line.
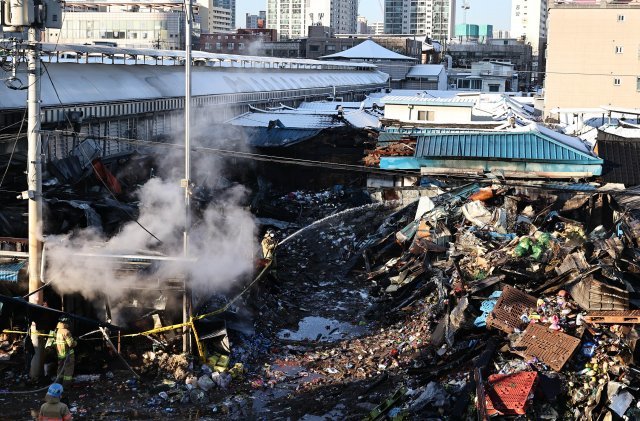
xmin=0 ymin=260 xmax=26 ymax=282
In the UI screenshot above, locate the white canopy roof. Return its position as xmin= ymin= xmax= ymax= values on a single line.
xmin=320 ymin=40 xmax=417 ymax=62
xmin=406 ymin=64 xmax=445 ymax=78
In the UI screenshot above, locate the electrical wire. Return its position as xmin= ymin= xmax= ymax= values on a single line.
xmin=40 ymin=129 xmax=421 ymax=177
xmin=0 ymin=108 xmax=27 ymax=190
xmin=38 ymin=128 xmax=640 ymax=198
xmin=0 ymin=118 xmax=27 ymax=134
xmin=40 ymin=61 xmax=163 ymax=244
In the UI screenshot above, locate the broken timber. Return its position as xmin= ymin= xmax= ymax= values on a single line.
xmin=584 ymin=310 xmax=640 ymax=324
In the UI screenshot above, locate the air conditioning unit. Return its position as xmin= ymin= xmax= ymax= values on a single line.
xmin=2 ymin=0 xmax=35 ymax=29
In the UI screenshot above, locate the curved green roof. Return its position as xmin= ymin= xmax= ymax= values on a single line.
xmin=414 ymin=130 xmax=602 ymax=164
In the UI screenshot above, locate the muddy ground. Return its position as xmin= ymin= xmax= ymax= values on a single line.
xmin=0 ymin=189 xmax=434 ymax=420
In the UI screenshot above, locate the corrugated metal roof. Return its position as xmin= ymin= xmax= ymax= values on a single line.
xmin=41 ymin=43 xmax=377 ymax=69
xmin=344 ymin=110 xmax=380 ymax=129
xmin=0 ymin=63 xmax=387 ymax=110
xmin=297 ymin=96 xmax=385 ymax=111
xmin=611 ymin=186 xmax=640 ymax=213
xmin=600 ymin=125 xmax=640 ymax=139
xmin=406 ymin=65 xmax=445 ymax=78
xmin=241 ymin=127 xmax=322 ymax=147
xmin=414 ymin=131 xmax=603 ymax=164
xmin=228 ymin=112 xmax=344 ymax=129
xmin=382 ymin=95 xmax=476 ymax=107
xmin=378 ymin=127 xmax=490 ymax=143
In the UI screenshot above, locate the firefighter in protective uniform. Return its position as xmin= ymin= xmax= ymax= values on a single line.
xmin=261 ymin=229 xmax=277 ymax=260
xmin=38 ymin=383 xmax=72 ymax=421
xmin=54 ymin=316 xmax=76 ymax=388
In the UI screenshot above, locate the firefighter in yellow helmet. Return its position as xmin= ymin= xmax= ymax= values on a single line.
xmin=54 ymin=316 xmax=76 ymax=388
xmin=261 ymin=229 xmax=277 ymax=260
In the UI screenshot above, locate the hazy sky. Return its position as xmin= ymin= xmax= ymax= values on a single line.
xmin=236 ymin=0 xmax=512 ymax=30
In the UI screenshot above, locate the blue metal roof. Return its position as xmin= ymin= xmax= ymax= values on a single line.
xmin=378 ymin=127 xmax=491 ymax=144
xmin=414 ymin=131 xmax=603 ymax=164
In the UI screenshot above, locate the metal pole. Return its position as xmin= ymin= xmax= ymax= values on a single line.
xmin=27 ymin=26 xmax=44 ymax=379
xmin=182 ymin=0 xmax=192 ymax=354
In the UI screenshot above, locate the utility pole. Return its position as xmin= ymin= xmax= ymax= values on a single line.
xmin=182 ymin=0 xmax=192 ymax=354
xmin=27 ymin=25 xmax=44 ymax=380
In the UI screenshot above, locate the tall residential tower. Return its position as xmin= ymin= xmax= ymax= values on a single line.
xmin=212 ymin=0 xmax=236 ymax=28
xmin=267 ymin=0 xmax=358 ymax=40
xmin=384 ymin=0 xmax=456 ymax=43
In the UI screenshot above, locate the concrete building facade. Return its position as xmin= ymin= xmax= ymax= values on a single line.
xmin=448 ymin=39 xmax=532 ymax=74
xmin=448 ymin=61 xmax=518 ymax=92
xmin=266 ymin=0 xmax=358 ymax=40
xmin=357 ymin=16 xmax=369 ymax=34
xmin=510 ymin=0 xmax=547 ymax=80
xmin=370 ymin=21 xmax=385 ymax=35
xmin=212 ymin=0 xmax=235 ymax=28
xmin=209 ymin=6 xmax=233 ymax=32
xmin=45 ymin=0 xmax=199 ymax=50
xmin=199 ymin=29 xmax=277 ymax=54
xmin=544 ymin=1 xmax=640 ymax=118
xmin=382 ymin=95 xmax=475 ymax=124
xmin=510 ymin=0 xmax=546 ymax=54
xmin=384 ymin=0 xmax=455 ymax=44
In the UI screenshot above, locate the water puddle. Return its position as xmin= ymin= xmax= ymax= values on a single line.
xmin=278 ymin=316 xmax=367 ymax=342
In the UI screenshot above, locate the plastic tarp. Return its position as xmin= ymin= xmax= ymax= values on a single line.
xmin=0 ymin=260 xmax=26 ymax=282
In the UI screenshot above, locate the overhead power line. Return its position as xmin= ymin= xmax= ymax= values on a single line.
xmin=38 ymin=129 xmax=640 ymax=198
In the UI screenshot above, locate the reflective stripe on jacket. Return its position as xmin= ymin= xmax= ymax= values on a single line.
xmin=55 ymin=322 xmax=76 ymax=360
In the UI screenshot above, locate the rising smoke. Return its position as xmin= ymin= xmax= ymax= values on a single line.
xmin=44 ymin=116 xmax=258 ymax=319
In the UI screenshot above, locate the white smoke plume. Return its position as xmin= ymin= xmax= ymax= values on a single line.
xmin=44 ymin=120 xmax=258 ymax=319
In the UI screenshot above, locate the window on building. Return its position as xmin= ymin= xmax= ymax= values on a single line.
xmin=238 ymin=43 xmax=245 ymax=50
xmin=227 ymin=43 xmax=234 ymax=49
xmin=616 ymin=46 xmax=624 ymax=54
xmin=417 ymin=110 xmax=434 ymax=121
xmin=216 ymin=42 xmax=222 ymax=50
xmin=488 ymin=84 xmax=500 ymax=92
xmin=470 ymin=80 xmax=482 ymax=90
xmin=309 ymin=45 xmax=319 ymax=52
xmin=614 ymin=78 xmax=621 ymax=86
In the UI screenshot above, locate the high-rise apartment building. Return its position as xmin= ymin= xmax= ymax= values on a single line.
xmin=357 ymin=16 xmax=369 ymax=34
xmin=246 ymin=11 xmax=267 ymax=29
xmin=212 ymin=0 xmax=236 ymax=28
xmin=196 ymin=0 xmax=233 ymax=33
xmin=510 ymin=0 xmax=547 ymax=56
xmin=267 ymin=0 xmax=358 ymax=40
xmin=384 ymin=0 xmax=455 ymax=43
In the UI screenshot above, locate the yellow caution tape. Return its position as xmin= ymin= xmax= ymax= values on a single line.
xmin=122 ymin=258 xmax=273 ymax=338
xmin=2 ymin=329 xmax=53 ymax=337
xmin=3 ymin=257 xmax=274 ymax=344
